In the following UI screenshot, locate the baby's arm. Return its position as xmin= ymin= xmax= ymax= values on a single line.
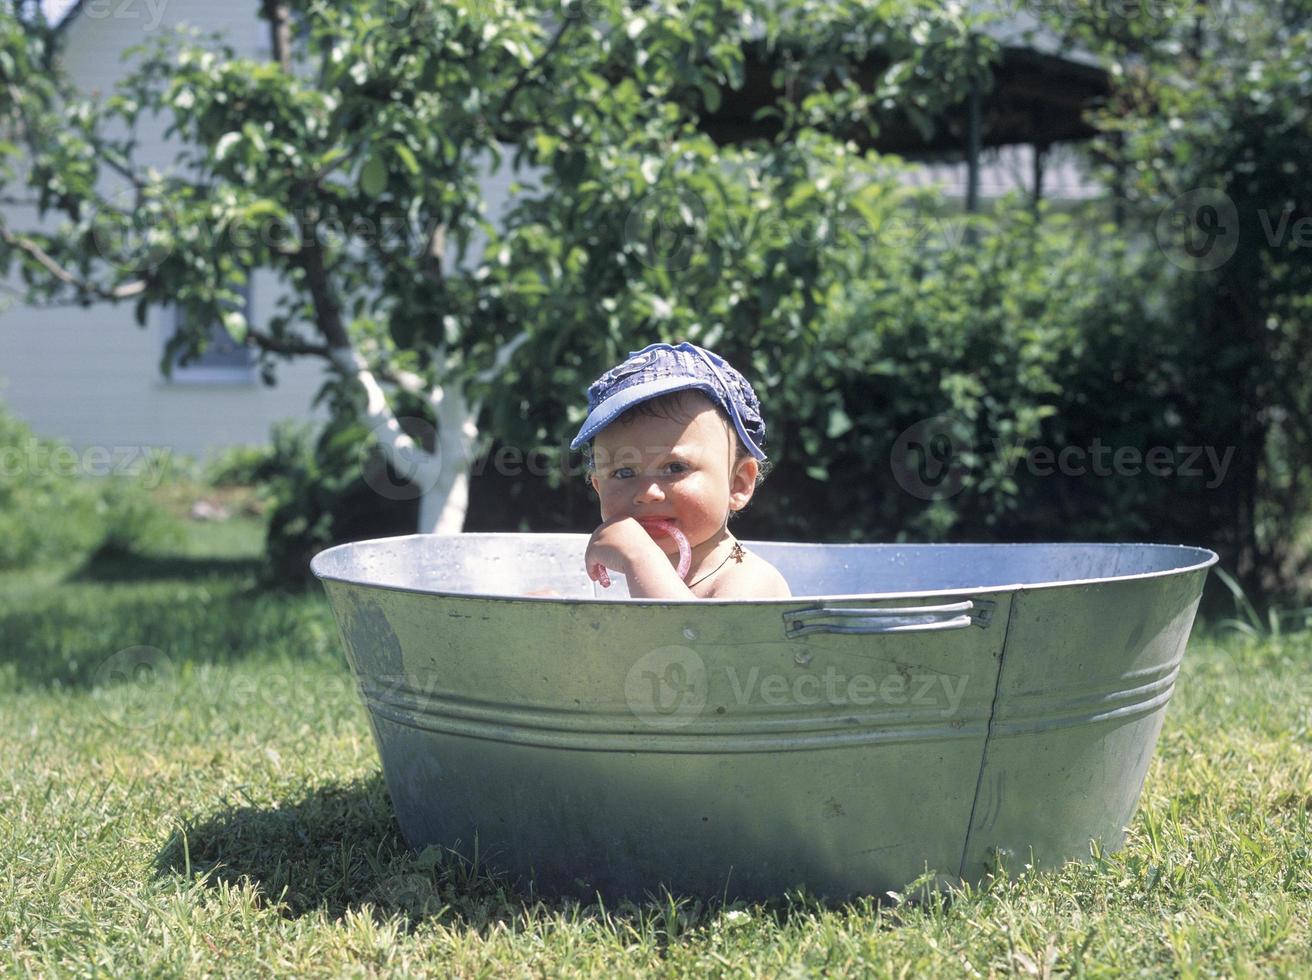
xmin=584 ymin=517 xmax=694 ymax=599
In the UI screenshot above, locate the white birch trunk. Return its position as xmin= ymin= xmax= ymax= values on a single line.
xmin=329 ymin=344 xmax=471 ymax=533
xmin=330 ymin=333 xmax=528 ymax=534
xmin=419 ymin=381 xmax=480 ymax=534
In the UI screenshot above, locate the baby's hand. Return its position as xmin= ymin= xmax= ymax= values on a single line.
xmin=584 ymin=516 xmax=652 ymax=586
xmin=584 ymin=518 xmax=699 ymax=598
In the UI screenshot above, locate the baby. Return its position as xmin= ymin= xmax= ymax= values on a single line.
xmin=571 ymin=341 xmax=792 ymax=599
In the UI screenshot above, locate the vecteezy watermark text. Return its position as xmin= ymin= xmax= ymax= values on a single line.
xmin=890 ymin=415 xmax=1234 ymax=501
xmin=725 ymin=664 xmax=968 ymax=713
xmin=0 ymin=440 xmax=174 ymax=489
xmin=1156 ymin=188 xmax=1312 ymax=273
xmin=623 ymin=646 xmax=969 ymax=729
xmin=80 ymin=0 xmax=169 ymax=31
xmin=1008 ymin=438 xmax=1233 ymax=487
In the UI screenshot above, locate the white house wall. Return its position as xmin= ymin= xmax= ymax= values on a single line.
xmin=0 ymin=3 xmax=328 ymax=463
xmin=2 ymin=1 xmax=532 ymax=463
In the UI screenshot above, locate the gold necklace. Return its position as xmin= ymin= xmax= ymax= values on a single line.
xmin=688 ymin=540 xmax=746 ymax=588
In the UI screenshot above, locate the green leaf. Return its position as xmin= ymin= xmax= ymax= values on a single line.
xmin=222 ymin=310 xmax=249 ymax=344
xmin=214 ymin=131 xmax=241 ymax=162
xmin=316 ymin=146 xmax=349 ymax=171
xmin=826 ymin=407 xmax=853 ymax=438
xmin=360 ymin=153 xmax=388 ymax=197
xmin=241 ymin=199 xmax=285 ymax=223
xmin=700 ymin=81 xmax=722 ymax=113
xmin=394 ymin=144 xmax=420 ymax=176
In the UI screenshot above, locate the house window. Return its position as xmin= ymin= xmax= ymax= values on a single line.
xmin=164 ymin=283 xmax=257 ymax=385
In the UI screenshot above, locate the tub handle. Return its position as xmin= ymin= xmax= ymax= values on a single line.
xmin=783 ymin=600 xmax=994 ymax=637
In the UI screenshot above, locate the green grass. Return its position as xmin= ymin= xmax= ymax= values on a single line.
xmin=2 ymin=519 xmax=1309 ymax=977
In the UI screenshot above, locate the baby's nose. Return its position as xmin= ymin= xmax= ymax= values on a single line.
xmin=634 ymin=479 xmax=665 ymax=503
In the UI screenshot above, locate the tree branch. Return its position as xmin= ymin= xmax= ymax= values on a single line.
xmin=291 ymin=212 xmax=351 ymax=349
xmin=0 ymin=218 xmax=147 ymax=300
xmin=495 ymin=15 xmax=576 ymax=120
xmin=309 ymin=144 xmax=362 ymax=187
xmin=245 ymin=325 xmax=330 ymax=358
xmin=329 ymin=342 xmax=444 ymax=489
xmin=472 ymin=330 xmax=531 ymax=386
xmin=85 ymin=132 xmax=150 ymax=193
xmin=422 ymin=221 xmax=446 ymax=285
xmin=375 ymin=363 xmax=434 ymax=397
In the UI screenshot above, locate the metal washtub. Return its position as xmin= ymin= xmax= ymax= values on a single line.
xmin=311 ymin=535 xmax=1216 ymax=901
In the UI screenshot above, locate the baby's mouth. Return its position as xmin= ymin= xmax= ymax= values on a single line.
xmin=635 ymin=516 xmax=676 ymax=528
xmin=634 ymin=517 xmax=692 ymax=579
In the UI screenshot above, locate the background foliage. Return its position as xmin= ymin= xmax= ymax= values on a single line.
xmin=2 ymin=0 xmax=1309 ymax=604
xmin=1036 ymin=0 xmax=1312 ymax=597
xmin=0 ymin=402 xmax=181 ymax=568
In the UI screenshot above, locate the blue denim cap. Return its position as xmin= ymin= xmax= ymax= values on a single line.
xmin=570 ymin=341 xmax=768 ymax=461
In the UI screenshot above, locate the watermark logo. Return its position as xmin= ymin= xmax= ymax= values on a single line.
xmin=621 ymin=647 xmax=971 ymax=724
xmin=1155 ymin=188 xmax=1239 ymax=272
xmin=80 ymin=0 xmax=169 ymax=31
xmin=724 ymin=665 xmax=968 ymax=715
xmin=88 ymin=186 xmax=178 ymax=275
xmin=623 ymin=187 xmax=708 ymax=272
xmin=93 ymin=646 xmax=176 ymax=730
xmin=1258 ymin=208 xmax=1312 ymax=250
xmin=889 ymin=414 xmax=973 ymax=501
xmin=358 ymin=415 xmax=443 ymax=501
xmin=624 ymin=645 xmax=708 ymax=728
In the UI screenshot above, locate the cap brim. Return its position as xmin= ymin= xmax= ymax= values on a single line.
xmin=570 ymin=377 xmax=714 ymax=451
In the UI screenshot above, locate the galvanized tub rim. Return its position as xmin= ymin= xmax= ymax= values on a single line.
xmin=310 ymin=533 xmax=1218 ymax=603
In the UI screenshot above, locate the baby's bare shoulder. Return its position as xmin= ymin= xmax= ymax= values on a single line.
xmin=705 ymin=552 xmax=792 ymax=599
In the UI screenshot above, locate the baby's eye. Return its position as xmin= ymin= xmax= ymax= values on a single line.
xmin=610 ymin=467 xmax=635 ymax=479
xmin=666 ymin=461 xmax=689 ymax=474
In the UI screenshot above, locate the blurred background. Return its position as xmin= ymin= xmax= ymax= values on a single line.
xmin=2 ymin=0 xmax=1308 ymax=618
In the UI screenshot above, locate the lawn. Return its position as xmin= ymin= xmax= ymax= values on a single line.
xmin=1 ymin=516 xmax=1309 ymax=977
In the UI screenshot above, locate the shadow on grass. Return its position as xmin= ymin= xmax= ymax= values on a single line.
xmin=67 ymin=551 xmax=265 ymax=585
xmin=156 ymin=773 xmax=567 ymax=929
xmin=1 ymin=562 xmax=330 ymax=690
xmin=154 ymin=774 xmax=855 ymax=933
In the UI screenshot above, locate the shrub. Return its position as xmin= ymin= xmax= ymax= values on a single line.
xmin=259 ymin=419 xmax=418 ymax=588
xmin=0 ymin=401 xmax=182 ymax=568
xmin=1 ymin=404 xmax=103 ymax=567
xmin=739 ymin=195 xmax=1193 ymax=547
xmin=202 ymin=443 xmax=278 ymax=489
xmin=91 ymin=477 xmax=185 ymax=559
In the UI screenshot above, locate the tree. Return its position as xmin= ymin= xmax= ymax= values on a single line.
xmin=1032 ymin=0 xmax=1312 ymax=598
xmin=1 ymin=0 xmax=995 ymax=536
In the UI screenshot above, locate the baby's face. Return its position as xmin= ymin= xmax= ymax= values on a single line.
xmin=588 ymin=394 xmax=757 ymax=551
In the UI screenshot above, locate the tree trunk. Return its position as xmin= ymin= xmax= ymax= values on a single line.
xmin=410 ymin=333 xmax=529 ymax=532
xmin=261 ymin=0 xmax=292 ymax=72
xmin=419 ymin=382 xmax=482 ymax=534
xmin=329 ymin=345 xmax=472 ymax=533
